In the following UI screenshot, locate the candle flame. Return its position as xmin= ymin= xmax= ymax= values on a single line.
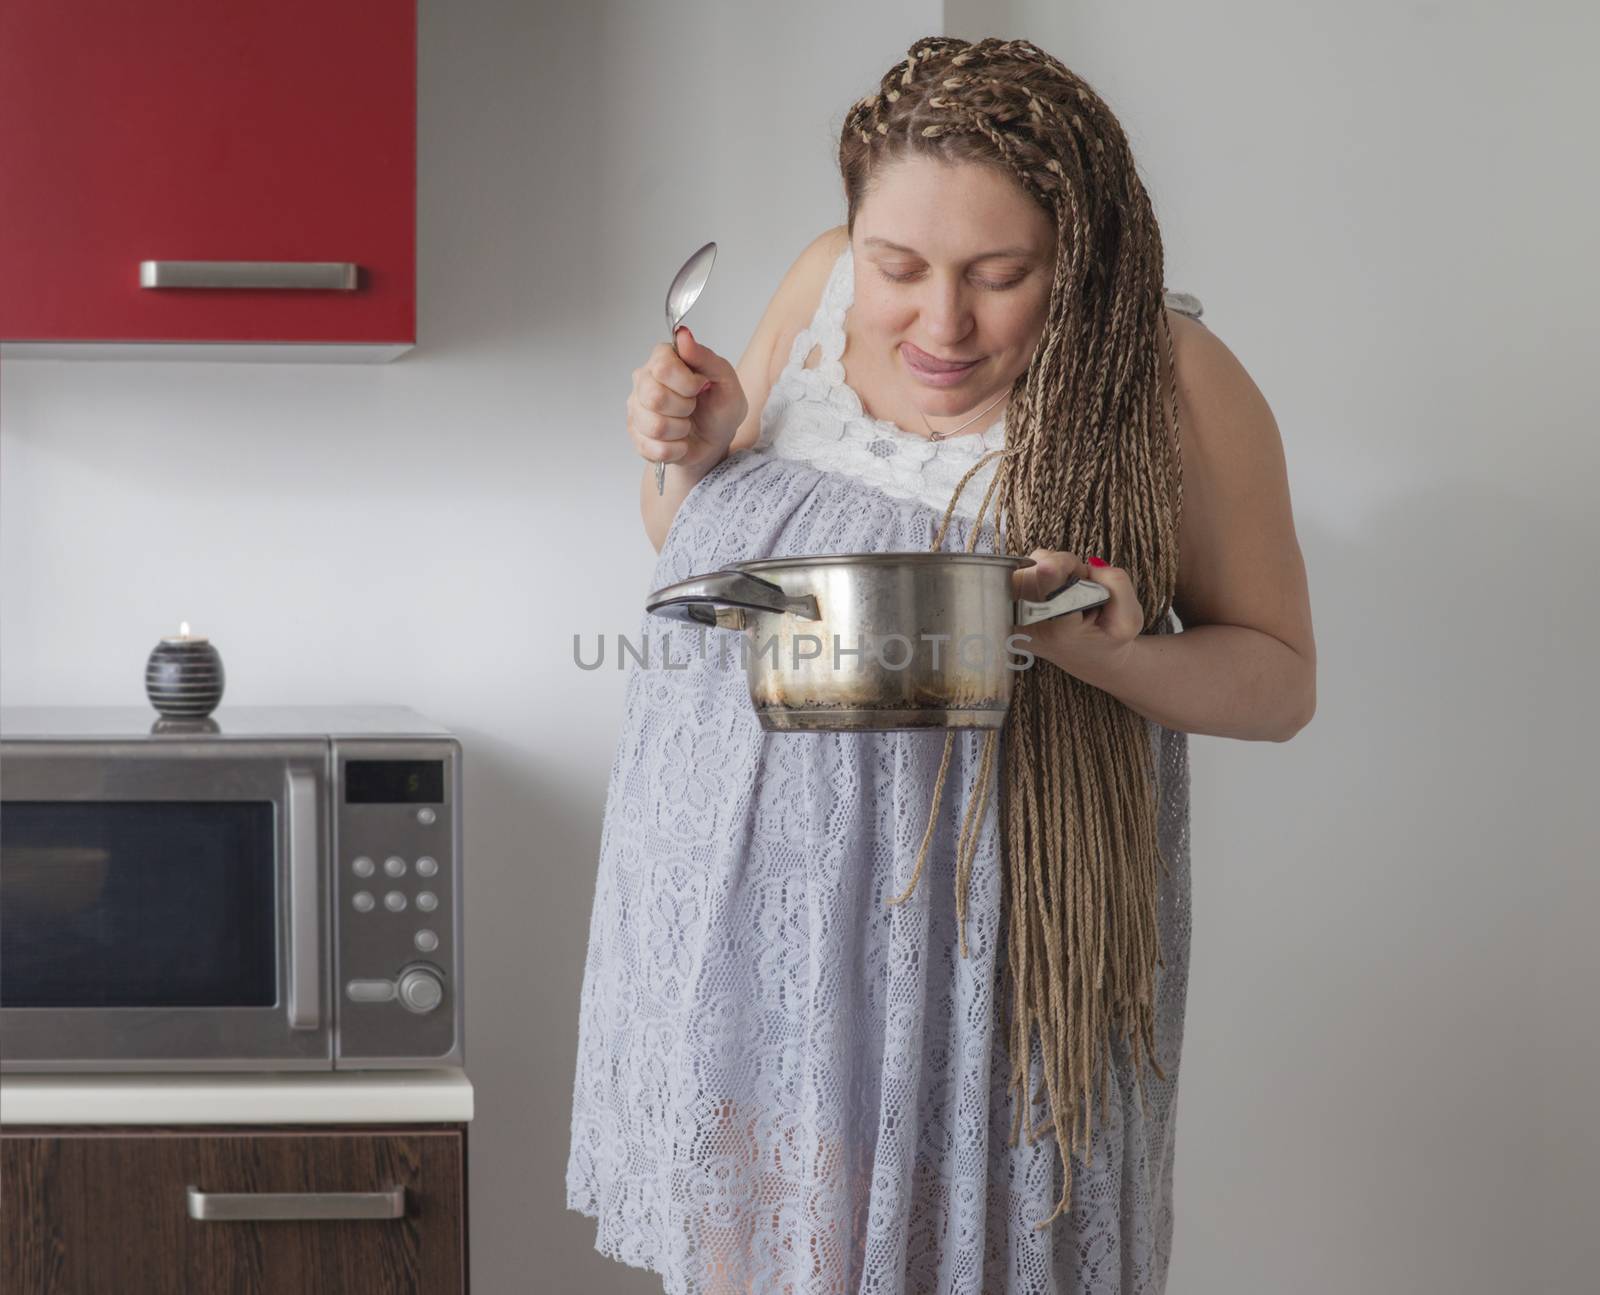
xmin=180 ymin=621 xmax=190 ymax=637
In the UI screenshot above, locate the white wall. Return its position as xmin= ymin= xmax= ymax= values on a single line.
xmin=0 ymin=2 xmax=940 ymax=1292
xmin=4 ymin=2 xmax=1594 ymax=1292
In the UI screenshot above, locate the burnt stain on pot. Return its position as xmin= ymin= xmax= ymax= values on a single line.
xmin=742 ymin=608 xmax=1014 ymax=718
xmin=756 ymin=702 xmax=1008 ymax=733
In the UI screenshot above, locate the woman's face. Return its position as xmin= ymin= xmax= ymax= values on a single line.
xmin=851 ymin=154 xmax=1057 ymax=418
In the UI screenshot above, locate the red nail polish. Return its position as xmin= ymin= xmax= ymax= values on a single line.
xmin=1087 ymin=555 xmax=1108 ymax=568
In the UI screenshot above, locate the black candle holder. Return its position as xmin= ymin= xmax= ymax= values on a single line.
xmin=145 ymin=624 xmax=226 ymax=719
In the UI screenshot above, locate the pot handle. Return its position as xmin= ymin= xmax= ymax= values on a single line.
xmin=1014 ymin=578 xmax=1111 ymax=625
xmin=646 ymin=569 xmax=820 ymax=629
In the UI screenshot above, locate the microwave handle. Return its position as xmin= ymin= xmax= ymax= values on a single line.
xmin=286 ymin=769 xmax=321 ymax=1031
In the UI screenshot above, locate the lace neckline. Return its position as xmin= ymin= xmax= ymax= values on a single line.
xmin=811 ymin=244 xmax=1007 ymax=457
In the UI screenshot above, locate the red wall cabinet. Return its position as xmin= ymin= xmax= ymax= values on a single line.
xmin=0 ymin=0 xmax=416 ymax=360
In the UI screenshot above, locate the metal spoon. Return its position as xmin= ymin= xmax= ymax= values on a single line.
xmin=656 ymin=240 xmax=719 ymax=494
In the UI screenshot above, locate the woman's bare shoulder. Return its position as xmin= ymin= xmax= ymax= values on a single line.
xmin=728 ymin=226 xmax=850 ymax=451
xmin=763 ymin=225 xmax=850 ymax=385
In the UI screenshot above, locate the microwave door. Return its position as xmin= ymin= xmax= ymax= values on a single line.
xmin=0 ymin=741 xmax=333 ymax=1071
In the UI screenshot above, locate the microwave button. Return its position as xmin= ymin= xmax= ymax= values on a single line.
xmin=346 ymin=979 xmax=396 ymax=1003
xmin=416 ymin=891 xmax=438 ymax=912
xmin=414 ymin=929 xmax=439 ymax=953
xmin=417 ymin=807 xmax=437 ymax=826
xmin=398 ymin=967 xmax=444 ymax=1014
xmin=384 ymin=855 xmax=407 ymax=877
xmin=384 ymin=891 xmax=408 ymax=912
xmin=352 ymin=891 xmax=376 ymax=912
xmin=352 ymin=855 xmax=376 ymax=878
xmin=415 ymin=856 xmax=439 ymax=878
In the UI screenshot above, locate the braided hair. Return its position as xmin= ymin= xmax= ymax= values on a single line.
xmin=841 ymin=36 xmax=1184 ymax=1229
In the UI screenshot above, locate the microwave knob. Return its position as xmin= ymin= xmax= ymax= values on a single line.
xmin=397 ymin=967 xmax=444 ymax=1014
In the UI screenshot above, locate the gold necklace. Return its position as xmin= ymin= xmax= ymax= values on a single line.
xmin=919 ymin=388 xmax=1008 ymax=442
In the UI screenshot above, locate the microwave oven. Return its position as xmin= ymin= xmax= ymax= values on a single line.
xmin=0 ymin=705 xmax=463 ymax=1072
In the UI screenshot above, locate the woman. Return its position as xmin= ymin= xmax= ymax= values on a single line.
xmin=569 ymin=35 xmax=1315 ymax=1295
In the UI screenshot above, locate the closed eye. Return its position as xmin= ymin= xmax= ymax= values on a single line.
xmin=880 ymin=268 xmax=1026 ymax=292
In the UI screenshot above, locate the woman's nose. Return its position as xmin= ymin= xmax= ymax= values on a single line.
xmin=919 ymin=278 xmax=974 ymax=343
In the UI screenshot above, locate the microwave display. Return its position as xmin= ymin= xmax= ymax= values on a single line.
xmin=344 ymin=759 xmax=443 ymax=804
xmin=0 ymin=800 xmax=277 ymax=1009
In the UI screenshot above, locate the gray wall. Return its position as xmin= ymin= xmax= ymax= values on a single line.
xmin=3 ymin=2 xmax=1594 ymax=1292
xmin=947 ymin=2 xmax=1600 ymax=1292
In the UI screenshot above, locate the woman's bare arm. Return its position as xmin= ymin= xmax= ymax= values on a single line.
xmin=640 ymin=227 xmax=849 ymax=552
xmin=1060 ymin=314 xmax=1317 ymax=741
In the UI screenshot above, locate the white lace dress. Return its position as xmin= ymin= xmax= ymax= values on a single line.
xmin=567 ymin=243 xmax=1194 ymax=1294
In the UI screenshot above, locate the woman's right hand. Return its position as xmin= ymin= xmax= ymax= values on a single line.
xmin=628 ymin=325 xmax=749 ymax=476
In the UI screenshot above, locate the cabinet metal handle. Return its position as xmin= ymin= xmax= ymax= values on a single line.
xmin=186 ymin=1184 xmax=406 ymax=1221
xmin=139 ymin=261 xmax=359 ymax=290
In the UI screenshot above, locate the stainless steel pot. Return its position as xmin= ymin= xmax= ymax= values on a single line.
xmin=645 ymin=551 xmax=1110 ymax=731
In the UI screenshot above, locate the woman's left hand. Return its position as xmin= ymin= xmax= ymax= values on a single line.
xmin=1010 ymin=548 xmax=1146 ymax=680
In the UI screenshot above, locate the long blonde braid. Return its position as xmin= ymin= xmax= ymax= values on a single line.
xmin=842 ymin=36 xmax=1184 ymax=1229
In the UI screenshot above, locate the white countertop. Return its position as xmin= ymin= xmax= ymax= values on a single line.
xmin=0 ymin=1067 xmax=473 ymax=1126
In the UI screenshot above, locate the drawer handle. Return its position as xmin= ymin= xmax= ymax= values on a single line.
xmin=140 ymin=261 xmax=360 ymax=290
xmin=186 ymin=1184 xmax=406 ymax=1221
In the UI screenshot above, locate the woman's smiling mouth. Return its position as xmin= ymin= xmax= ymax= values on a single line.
xmin=901 ymin=342 xmax=982 ymax=385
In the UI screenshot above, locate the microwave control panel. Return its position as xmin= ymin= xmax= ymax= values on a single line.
xmin=332 ymin=737 xmax=463 ymax=1068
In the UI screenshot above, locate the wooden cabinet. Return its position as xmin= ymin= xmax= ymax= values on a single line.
xmin=0 ymin=1123 xmax=468 ymax=1294
xmin=0 ymin=0 xmax=415 ymax=359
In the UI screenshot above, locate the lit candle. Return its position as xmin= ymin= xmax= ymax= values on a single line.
xmin=148 ymin=621 xmax=224 ymax=717
xmin=162 ymin=620 xmax=209 ymax=645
